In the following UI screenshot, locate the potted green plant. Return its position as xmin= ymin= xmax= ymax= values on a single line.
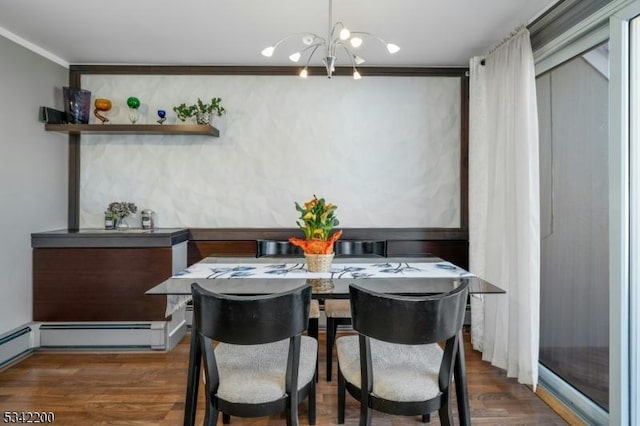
xmin=194 ymin=97 xmax=226 ymax=125
xmin=173 ymin=103 xmax=196 ymax=122
xmin=289 ymin=195 xmax=342 ymax=272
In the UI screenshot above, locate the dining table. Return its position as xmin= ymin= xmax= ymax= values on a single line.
xmin=146 ymin=256 xmax=505 ymax=426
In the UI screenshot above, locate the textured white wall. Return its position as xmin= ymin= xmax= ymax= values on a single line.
xmin=0 ymin=36 xmax=68 ymax=334
xmin=80 ymin=75 xmax=461 ymax=228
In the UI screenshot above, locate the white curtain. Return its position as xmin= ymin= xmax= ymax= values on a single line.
xmin=469 ymin=27 xmax=540 ymax=388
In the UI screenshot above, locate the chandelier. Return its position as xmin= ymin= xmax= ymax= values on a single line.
xmin=260 ymin=0 xmax=400 ymax=79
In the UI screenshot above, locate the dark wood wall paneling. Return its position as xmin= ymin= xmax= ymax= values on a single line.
xmin=67 ymin=71 xmax=81 ymax=231
xmin=187 ymin=238 xmax=468 ymax=269
xmin=387 ymin=240 xmax=469 ymax=269
xmin=70 ymin=65 xmax=467 ymax=77
xmin=186 ymin=228 xmax=469 ymax=268
xmin=460 ymin=75 xmax=470 ymax=230
xmin=187 ymin=241 xmax=256 ymax=265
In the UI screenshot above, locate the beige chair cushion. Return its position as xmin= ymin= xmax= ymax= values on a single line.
xmin=324 ymin=299 xmax=351 ymax=318
xmin=309 ymin=300 xmax=320 ymax=318
xmin=336 ymin=335 xmax=442 ymax=402
xmin=215 ymin=336 xmax=317 ymax=404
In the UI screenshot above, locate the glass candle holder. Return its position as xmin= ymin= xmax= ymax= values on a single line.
xmin=128 ymin=107 xmax=140 ymax=124
xmin=126 ymin=97 xmax=141 ymax=124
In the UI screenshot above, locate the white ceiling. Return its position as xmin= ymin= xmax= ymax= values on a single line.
xmin=0 ymin=0 xmax=556 ymax=68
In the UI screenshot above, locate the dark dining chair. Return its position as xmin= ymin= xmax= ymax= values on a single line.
xmin=324 ymin=240 xmax=386 ymax=382
xmin=190 ymin=282 xmax=317 ymax=426
xmin=336 ymin=282 xmax=469 ymax=426
xmin=256 ymin=240 xmax=319 ymax=381
xmin=324 ymin=299 xmax=351 ymax=381
xmin=308 ymin=298 xmax=320 ymax=381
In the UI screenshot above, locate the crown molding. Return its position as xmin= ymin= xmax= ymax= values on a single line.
xmin=0 ymin=25 xmax=69 ymax=68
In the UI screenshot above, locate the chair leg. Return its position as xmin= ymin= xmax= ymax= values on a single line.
xmin=308 ymin=318 xmax=319 ymax=340
xmin=308 ymin=380 xmax=316 ymax=425
xmin=308 ymin=318 xmax=319 ymax=383
xmin=422 ymin=413 xmax=431 ymax=423
xmin=359 ymin=398 xmax=372 ymax=426
xmin=204 ymin=404 xmax=218 ymax=426
xmin=326 ymin=317 xmax=338 ymax=381
xmin=438 ymin=388 xmax=453 ymax=426
xmin=222 ymin=413 xmax=230 ymax=424
xmin=337 ymin=369 xmax=346 ymax=424
xmin=285 ymin=399 xmax=299 ymax=426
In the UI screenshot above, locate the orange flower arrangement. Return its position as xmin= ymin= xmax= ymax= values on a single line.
xmin=289 ymin=195 xmax=342 ymax=254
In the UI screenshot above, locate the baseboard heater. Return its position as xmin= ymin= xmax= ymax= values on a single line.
xmin=0 ymin=326 xmax=33 ymax=368
xmin=39 ymin=323 xmax=166 ymax=350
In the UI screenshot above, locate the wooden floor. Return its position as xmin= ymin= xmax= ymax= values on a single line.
xmin=0 ymin=330 xmax=566 ymax=425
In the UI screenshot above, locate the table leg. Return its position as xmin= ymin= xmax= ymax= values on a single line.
xmin=184 ymin=333 xmax=201 ymax=426
xmin=454 ymin=330 xmax=471 ymax=426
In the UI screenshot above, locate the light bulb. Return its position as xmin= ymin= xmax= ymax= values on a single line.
xmin=350 ymin=37 xmax=363 ymax=48
xmin=353 ymin=70 xmax=362 ymax=80
xmin=300 ymin=68 xmax=308 ymax=78
xmin=339 ymin=28 xmax=351 ymax=40
xmin=261 ymin=46 xmax=275 ymax=57
xmin=289 ymin=52 xmax=301 ymax=62
xmin=302 ymin=35 xmax=314 ymax=45
xmin=386 ymin=43 xmax=400 ymax=54
xmin=354 ymin=55 xmax=365 ymax=65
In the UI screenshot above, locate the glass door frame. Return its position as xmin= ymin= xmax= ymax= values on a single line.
xmin=631 ymin=15 xmax=640 ymax=426
xmin=610 ymin=3 xmax=640 ymax=425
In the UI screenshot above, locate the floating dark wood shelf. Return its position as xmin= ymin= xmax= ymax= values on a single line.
xmin=45 ymin=123 xmax=219 ymax=137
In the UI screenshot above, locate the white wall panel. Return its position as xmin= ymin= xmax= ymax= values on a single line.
xmin=81 ymin=75 xmax=461 ymax=228
xmin=0 ymin=35 xmax=67 ymax=334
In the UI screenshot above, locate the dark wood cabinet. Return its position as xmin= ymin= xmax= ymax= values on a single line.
xmin=33 ymin=247 xmax=171 ymax=321
xmin=31 ymin=228 xmax=189 ymax=323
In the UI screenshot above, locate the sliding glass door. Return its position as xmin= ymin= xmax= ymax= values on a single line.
xmin=536 ymin=42 xmax=610 ymax=410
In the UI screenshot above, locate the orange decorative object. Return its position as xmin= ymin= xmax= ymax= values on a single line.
xmin=93 ymin=98 xmax=112 ymax=124
xmin=290 ymin=230 xmax=342 ymax=254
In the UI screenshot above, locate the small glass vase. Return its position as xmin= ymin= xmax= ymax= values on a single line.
xmin=63 ymin=87 xmax=92 ymax=124
xmin=116 ymin=216 xmax=130 ymax=230
xmin=128 ymin=107 xmax=140 ymax=124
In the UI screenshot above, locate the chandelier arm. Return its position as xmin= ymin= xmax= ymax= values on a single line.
xmin=271 ymin=33 xmax=323 ymax=50
xmin=311 ymin=34 xmax=327 ymax=45
xmin=330 ymin=39 xmax=340 ymax=57
xmin=349 ymin=31 xmax=391 ymax=46
xmin=340 ymin=44 xmax=358 ymax=68
xmin=331 ymin=20 xmax=345 ymax=37
xmin=303 ymin=44 xmax=322 ymax=68
xmin=338 ymin=42 xmax=356 ymax=57
xmin=301 ymin=42 xmax=324 ymax=55
xmin=336 ymin=40 xmax=358 ymax=58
